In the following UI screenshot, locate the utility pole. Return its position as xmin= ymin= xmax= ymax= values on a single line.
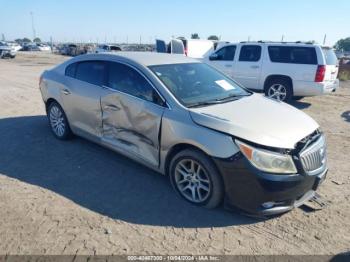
xmin=139 ymin=35 xmax=142 ymax=45
xmin=281 ymin=35 xmax=284 ymax=42
xmin=30 ymin=12 xmax=36 ymax=40
xmin=323 ymin=34 xmax=327 ymax=45
xmin=248 ymin=36 xmax=251 ymax=42
xmin=1 ymin=33 xmax=5 ymax=41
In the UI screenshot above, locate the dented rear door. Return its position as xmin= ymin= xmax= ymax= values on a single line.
xmin=100 ymin=62 xmax=164 ymax=167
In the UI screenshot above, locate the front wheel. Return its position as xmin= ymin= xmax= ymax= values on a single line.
xmin=265 ymin=79 xmax=293 ymax=102
xmin=169 ymin=149 xmax=224 ymax=209
xmin=47 ymin=102 xmax=72 ymax=140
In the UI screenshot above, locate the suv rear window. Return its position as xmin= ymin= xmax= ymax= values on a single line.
xmin=239 ymin=45 xmax=261 ymax=62
xmin=268 ymin=46 xmax=317 ymax=65
xmin=322 ymin=48 xmax=338 ymax=65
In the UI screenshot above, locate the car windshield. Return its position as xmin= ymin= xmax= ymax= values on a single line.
xmin=149 ymin=63 xmax=251 ymax=107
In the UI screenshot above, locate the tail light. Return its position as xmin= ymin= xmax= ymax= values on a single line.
xmin=315 ymin=65 xmax=326 ymax=82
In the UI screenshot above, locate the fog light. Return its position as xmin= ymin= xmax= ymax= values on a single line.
xmin=262 ymin=202 xmax=275 ymax=209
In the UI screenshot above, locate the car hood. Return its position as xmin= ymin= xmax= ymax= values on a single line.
xmin=189 ymin=93 xmax=319 ymax=149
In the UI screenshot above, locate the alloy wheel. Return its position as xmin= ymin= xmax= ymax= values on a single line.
xmin=49 ymin=105 xmax=66 ymax=137
xmin=174 ymin=159 xmax=211 ymax=203
xmin=267 ymin=84 xmax=287 ymax=101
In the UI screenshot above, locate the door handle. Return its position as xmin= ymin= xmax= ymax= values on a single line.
xmin=104 ymin=105 xmax=120 ymax=111
xmin=225 ymin=64 xmax=233 ymax=67
xmin=62 ymin=89 xmax=71 ymax=95
xmin=250 ymin=65 xmax=259 ymax=69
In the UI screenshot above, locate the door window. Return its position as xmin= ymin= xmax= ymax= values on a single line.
xmin=107 ymin=62 xmax=163 ymax=104
xmin=65 ymin=62 xmax=77 ymax=78
xmin=215 ymin=45 xmax=236 ymax=61
xmin=239 ymin=45 xmax=262 ymax=62
xmin=75 ymin=61 xmax=106 ymax=86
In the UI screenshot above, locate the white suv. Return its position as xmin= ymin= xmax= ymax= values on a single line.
xmin=205 ymin=42 xmax=339 ymax=102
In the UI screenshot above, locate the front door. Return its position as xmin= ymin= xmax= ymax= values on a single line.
xmin=100 ymin=61 xmax=165 ymax=167
xmin=207 ymin=45 xmax=236 ymax=78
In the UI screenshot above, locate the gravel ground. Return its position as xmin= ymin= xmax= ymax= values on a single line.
xmin=0 ymin=52 xmax=349 ymax=255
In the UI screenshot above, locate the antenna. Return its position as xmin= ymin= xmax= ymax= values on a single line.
xmin=30 ymin=12 xmax=36 ymax=40
xmin=323 ymin=34 xmax=327 ymax=45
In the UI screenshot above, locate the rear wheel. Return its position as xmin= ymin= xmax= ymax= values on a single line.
xmin=169 ymin=149 xmax=224 ymax=209
xmin=47 ymin=101 xmax=72 ymax=140
xmin=265 ymin=79 xmax=293 ymax=102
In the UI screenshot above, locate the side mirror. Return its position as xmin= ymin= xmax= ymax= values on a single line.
xmin=209 ymin=53 xmax=219 ymax=61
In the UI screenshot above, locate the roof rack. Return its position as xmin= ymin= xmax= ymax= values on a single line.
xmin=240 ymin=40 xmax=315 ymax=45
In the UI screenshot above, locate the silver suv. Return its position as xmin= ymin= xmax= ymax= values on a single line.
xmin=40 ymin=52 xmax=327 ymax=216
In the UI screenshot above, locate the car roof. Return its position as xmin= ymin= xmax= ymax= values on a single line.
xmin=78 ymin=52 xmax=200 ymax=66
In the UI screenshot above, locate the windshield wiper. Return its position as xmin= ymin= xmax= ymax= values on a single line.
xmin=187 ymin=93 xmax=251 ymax=108
xmin=214 ymin=93 xmax=251 ymax=102
xmin=187 ymin=100 xmax=223 ymax=108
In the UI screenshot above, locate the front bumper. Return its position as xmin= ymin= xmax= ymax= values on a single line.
xmin=213 ymin=153 xmax=327 ymax=216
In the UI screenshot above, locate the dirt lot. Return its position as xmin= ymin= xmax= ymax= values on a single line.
xmin=0 ymin=52 xmax=349 ymax=256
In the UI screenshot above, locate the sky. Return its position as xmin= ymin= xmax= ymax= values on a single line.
xmin=1 ymin=0 xmax=349 ymax=46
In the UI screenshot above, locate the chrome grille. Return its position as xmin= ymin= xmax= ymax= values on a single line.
xmin=299 ymin=135 xmax=327 ymax=175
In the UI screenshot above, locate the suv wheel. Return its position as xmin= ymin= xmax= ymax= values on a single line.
xmin=48 ymin=102 xmax=72 ymax=140
xmin=169 ymin=149 xmax=224 ymax=209
xmin=265 ymin=79 xmax=292 ymax=102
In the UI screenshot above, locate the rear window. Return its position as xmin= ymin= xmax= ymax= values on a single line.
xmin=65 ymin=63 xmax=77 ymax=77
xmin=239 ymin=45 xmax=261 ymax=62
xmin=75 ymin=61 xmax=106 ymax=86
xmin=322 ymin=48 xmax=338 ymax=65
xmin=268 ymin=46 xmax=317 ymax=65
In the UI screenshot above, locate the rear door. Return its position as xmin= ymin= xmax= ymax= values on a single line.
xmin=62 ymin=60 xmax=106 ymax=137
xmin=100 ymin=61 xmax=165 ymax=167
xmin=206 ymin=45 xmax=236 ymax=77
xmin=170 ymin=39 xmax=185 ymax=55
xmin=234 ymin=44 xmax=263 ymax=89
xmin=321 ymin=47 xmax=339 ymax=81
xmin=156 ymin=39 xmax=167 ymax=53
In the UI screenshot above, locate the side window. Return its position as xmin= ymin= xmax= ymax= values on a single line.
xmin=75 ymin=61 xmax=106 ymax=86
xmin=268 ymin=46 xmax=317 ymax=65
xmin=215 ymin=45 xmax=236 ymax=61
xmin=239 ymin=45 xmax=262 ymax=62
xmin=65 ymin=63 xmax=77 ymax=78
xmin=107 ymin=62 xmax=163 ymax=104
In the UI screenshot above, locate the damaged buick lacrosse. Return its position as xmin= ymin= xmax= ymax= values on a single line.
xmin=39 ymin=52 xmax=327 ymax=216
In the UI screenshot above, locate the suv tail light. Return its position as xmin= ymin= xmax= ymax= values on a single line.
xmin=315 ymin=65 xmax=326 ymax=82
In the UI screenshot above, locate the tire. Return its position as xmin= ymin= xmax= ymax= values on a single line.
xmin=264 ymin=78 xmax=293 ymax=102
xmin=169 ymin=149 xmax=224 ymax=209
xmin=47 ymin=101 xmax=73 ymax=140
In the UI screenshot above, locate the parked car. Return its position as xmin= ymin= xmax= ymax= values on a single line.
xmin=94 ymin=44 xmax=122 ymax=53
xmin=156 ymin=38 xmax=215 ymax=58
xmin=0 ymin=42 xmax=16 ymax=58
xmin=37 ymin=43 xmax=51 ymax=51
xmin=205 ymin=41 xmax=339 ymax=102
xmin=20 ymin=45 xmax=41 ymax=51
xmin=39 ymin=52 xmax=327 ymax=216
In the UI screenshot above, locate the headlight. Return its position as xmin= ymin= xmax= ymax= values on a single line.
xmin=235 ymin=140 xmax=297 ymax=174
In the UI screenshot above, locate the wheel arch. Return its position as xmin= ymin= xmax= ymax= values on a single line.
xmin=263 ymin=74 xmax=293 ymax=91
